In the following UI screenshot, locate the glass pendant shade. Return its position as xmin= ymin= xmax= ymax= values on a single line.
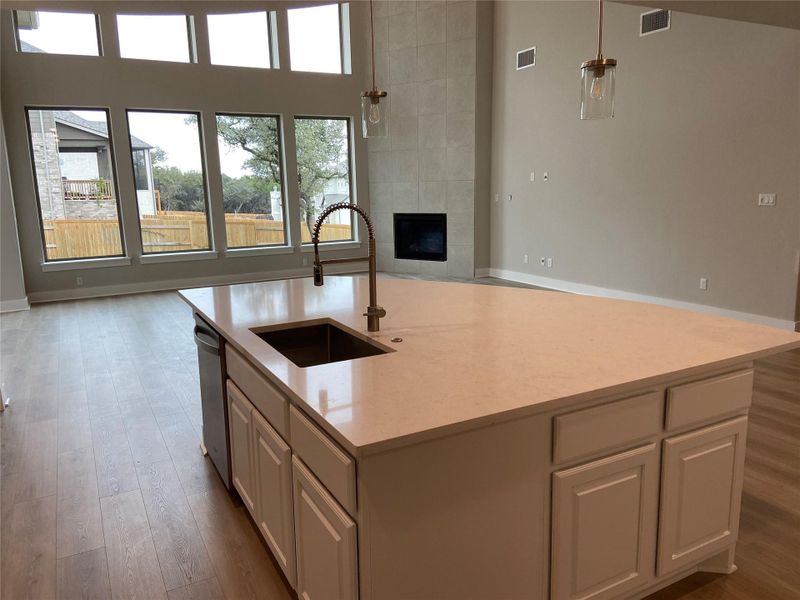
xmin=580 ymin=62 xmax=616 ymax=120
xmin=361 ymin=94 xmax=387 ymax=138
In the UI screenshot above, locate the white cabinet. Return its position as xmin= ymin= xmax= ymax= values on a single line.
xmin=292 ymin=456 xmax=358 ymax=600
xmin=253 ymin=409 xmax=296 ymax=586
xmin=657 ymin=416 xmax=748 ymax=576
xmin=551 ymin=444 xmax=659 ymax=600
xmin=227 ymin=380 xmax=256 ymax=514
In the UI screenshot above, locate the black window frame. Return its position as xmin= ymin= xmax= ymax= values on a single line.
xmin=294 ymin=115 xmax=355 ymax=244
xmin=116 ymin=14 xmax=197 ymax=64
xmin=125 ymin=108 xmax=213 ymax=255
xmin=24 ymin=106 xmax=127 ymax=262
xmin=215 ymin=111 xmax=288 ymax=249
xmin=13 ymin=9 xmax=103 ymax=57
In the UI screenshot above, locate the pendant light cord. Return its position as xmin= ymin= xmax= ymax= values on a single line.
xmin=597 ymin=0 xmax=604 ymax=59
xmin=369 ymin=0 xmax=377 ymax=92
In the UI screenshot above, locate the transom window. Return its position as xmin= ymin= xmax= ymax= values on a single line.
xmin=15 ymin=10 xmax=100 ymax=56
xmin=25 ymin=108 xmax=125 ymax=261
xmin=117 ymin=14 xmax=195 ymax=63
xmin=288 ymin=3 xmax=351 ymax=74
xmin=207 ymin=12 xmax=277 ymax=69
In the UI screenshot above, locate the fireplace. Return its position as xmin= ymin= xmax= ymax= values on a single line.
xmin=393 ymin=213 xmax=447 ymax=262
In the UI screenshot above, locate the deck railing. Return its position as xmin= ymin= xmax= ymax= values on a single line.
xmin=62 ymin=179 xmax=114 ymax=200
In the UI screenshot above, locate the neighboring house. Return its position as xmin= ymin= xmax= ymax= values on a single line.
xmin=28 ymin=109 xmax=157 ymax=220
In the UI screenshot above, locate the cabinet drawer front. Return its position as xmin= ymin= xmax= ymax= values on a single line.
xmin=666 ymin=369 xmax=753 ymax=431
xmin=657 ymin=416 xmax=748 ymax=576
xmin=226 ymin=345 xmax=289 ymax=439
xmin=551 ymin=444 xmax=658 ymax=600
xmin=253 ymin=410 xmax=296 ymax=587
xmin=290 ymin=406 xmax=357 ymax=515
xmin=553 ymin=391 xmax=662 ymax=464
xmin=227 ymin=380 xmax=256 ymax=515
xmin=292 ymin=456 xmax=358 ymax=600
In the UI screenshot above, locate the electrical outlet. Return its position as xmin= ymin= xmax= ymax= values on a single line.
xmin=699 ymin=277 xmax=708 ymax=291
xmin=507 ymin=194 xmax=513 ymax=202
xmin=76 ymin=277 xmax=83 ymax=287
xmin=543 ymin=171 xmax=549 ymax=182
xmin=523 ymin=254 xmax=529 ymax=264
xmin=546 ymin=257 xmax=553 ymax=268
xmin=302 ymin=257 xmax=308 ymax=266
xmin=529 ymin=171 xmax=535 ymax=182
xmin=540 ymin=257 xmax=546 ymax=266
xmin=494 ymin=193 xmax=499 ymax=203
xmin=757 ymin=193 xmax=776 ymax=207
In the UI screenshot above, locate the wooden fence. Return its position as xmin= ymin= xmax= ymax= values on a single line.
xmin=43 ymin=211 xmax=352 ymax=259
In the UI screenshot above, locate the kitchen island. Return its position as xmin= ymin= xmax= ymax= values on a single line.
xmin=180 ymin=276 xmax=800 ymax=600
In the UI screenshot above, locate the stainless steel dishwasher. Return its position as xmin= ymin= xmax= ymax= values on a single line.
xmin=193 ymin=314 xmax=232 ymax=490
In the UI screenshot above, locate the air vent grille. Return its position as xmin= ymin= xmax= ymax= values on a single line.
xmin=516 ymin=46 xmax=535 ymax=70
xmin=640 ymin=9 xmax=670 ymax=36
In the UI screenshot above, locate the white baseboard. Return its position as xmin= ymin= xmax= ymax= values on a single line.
xmin=474 ymin=268 xmax=491 ymax=278
xmin=489 ymin=268 xmax=797 ymax=331
xmin=0 ymin=297 xmax=30 ymax=313
xmin=27 ymin=265 xmax=367 ymax=304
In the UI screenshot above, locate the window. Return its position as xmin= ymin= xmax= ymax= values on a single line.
xmin=126 ymin=111 xmax=210 ymax=254
xmin=294 ymin=117 xmax=353 ymax=242
xmin=288 ymin=3 xmax=350 ymax=74
xmin=25 ymin=108 xmax=124 ymax=261
xmin=216 ymin=114 xmax=286 ymax=248
xmin=15 ymin=10 xmax=100 ymax=56
xmin=208 ymin=12 xmax=276 ymax=69
xmin=117 ymin=15 xmax=194 ymax=63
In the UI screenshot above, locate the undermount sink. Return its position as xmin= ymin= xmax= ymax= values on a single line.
xmin=252 ymin=321 xmax=391 ymax=368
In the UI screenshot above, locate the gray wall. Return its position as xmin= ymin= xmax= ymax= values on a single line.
xmin=491 ymin=1 xmax=800 ymax=322
xmin=0 ymin=112 xmax=27 ymax=310
xmin=1 ymin=0 xmax=371 ymax=302
xmin=367 ymin=0 xmax=491 ymax=278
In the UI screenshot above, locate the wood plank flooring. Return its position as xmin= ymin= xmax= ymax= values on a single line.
xmin=0 ymin=284 xmax=797 ymax=600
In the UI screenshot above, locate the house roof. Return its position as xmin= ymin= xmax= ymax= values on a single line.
xmin=19 ymin=41 xmax=44 ymax=53
xmin=54 ymin=111 xmax=152 ymax=150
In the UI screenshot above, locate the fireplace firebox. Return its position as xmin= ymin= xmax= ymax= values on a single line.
xmin=393 ymin=213 xmax=447 ymax=262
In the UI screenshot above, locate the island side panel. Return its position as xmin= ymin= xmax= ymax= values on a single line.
xmin=356 ymin=413 xmax=552 ymax=600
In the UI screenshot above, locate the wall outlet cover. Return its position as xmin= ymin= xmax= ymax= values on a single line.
xmin=757 ymin=193 xmax=777 ymax=206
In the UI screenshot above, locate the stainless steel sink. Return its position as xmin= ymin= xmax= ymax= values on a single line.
xmin=252 ymin=321 xmax=391 ymax=368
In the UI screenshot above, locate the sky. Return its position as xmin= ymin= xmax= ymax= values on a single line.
xmin=18 ymin=5 xmax=344 ymax=177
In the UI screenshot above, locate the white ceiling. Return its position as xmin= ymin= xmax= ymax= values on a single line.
xmin=616 ymin=1 xmax=800 ymax=30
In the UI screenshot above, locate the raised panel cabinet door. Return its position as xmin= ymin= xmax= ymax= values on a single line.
xmin=292 ymin=456 xmax=357 ymax=600
xmin=227 ymin=381 xmax=256 ymax=515
xmin=551 ymin=444 xmax=659 ymax=600
xmin=657 ymin=416 xmax=748 ymax=576
xmin=253 ymin=410 xmax=296 ymax=586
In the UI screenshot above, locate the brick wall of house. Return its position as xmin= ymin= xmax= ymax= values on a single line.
xmin=28 ymin=110 xmax=65 ymax=220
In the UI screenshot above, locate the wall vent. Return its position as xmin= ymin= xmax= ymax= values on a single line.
xmin=516 ymin=46 xmax=536 ymax=70
xmin=640 ymin=9 xmax=670 ymax=36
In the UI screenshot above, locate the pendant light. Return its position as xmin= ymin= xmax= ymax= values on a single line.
xmin=361 ymin=0 xmax=388 ymax=138
xmin=580 ymin=0 xmax=617 ymax=120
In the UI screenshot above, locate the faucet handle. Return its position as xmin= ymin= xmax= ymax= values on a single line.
xmin=364 ymin=305 xmax=386 ymax=318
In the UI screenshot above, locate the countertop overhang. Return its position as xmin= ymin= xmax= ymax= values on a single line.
xmin=179 ymin=276 xmax=800 ymax=456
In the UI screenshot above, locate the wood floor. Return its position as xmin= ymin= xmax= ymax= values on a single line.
xmin=0 ymin=284 xmax=797 ymax=600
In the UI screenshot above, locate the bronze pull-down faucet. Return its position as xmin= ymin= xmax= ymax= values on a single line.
xmin=312 ymin=202 xmax=386 ymax=332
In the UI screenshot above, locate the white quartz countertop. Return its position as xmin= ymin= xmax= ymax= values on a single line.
xmin=179 ymin=276 xmax=800 ymax=456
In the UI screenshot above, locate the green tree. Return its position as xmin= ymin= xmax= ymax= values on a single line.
xmin=149 ymin=147 xmax=205 ymax=212
xmin=215 ymin=116 xmax=349 ymax=235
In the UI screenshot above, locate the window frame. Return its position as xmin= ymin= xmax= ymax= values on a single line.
xmin=13 ymin=10 xmax=103 ymax=57
xmin=116 ymin=14 xmax=197 ymax=64
xmin=24 ymin=106 xmax=128 ymax=263
xmin=215 ymin=111 xmax=289 ymax=250
xmin=125 ymin=108 xmax=213 ymax=256
xmin=294 ymin=115 xmax=356 ymax=245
